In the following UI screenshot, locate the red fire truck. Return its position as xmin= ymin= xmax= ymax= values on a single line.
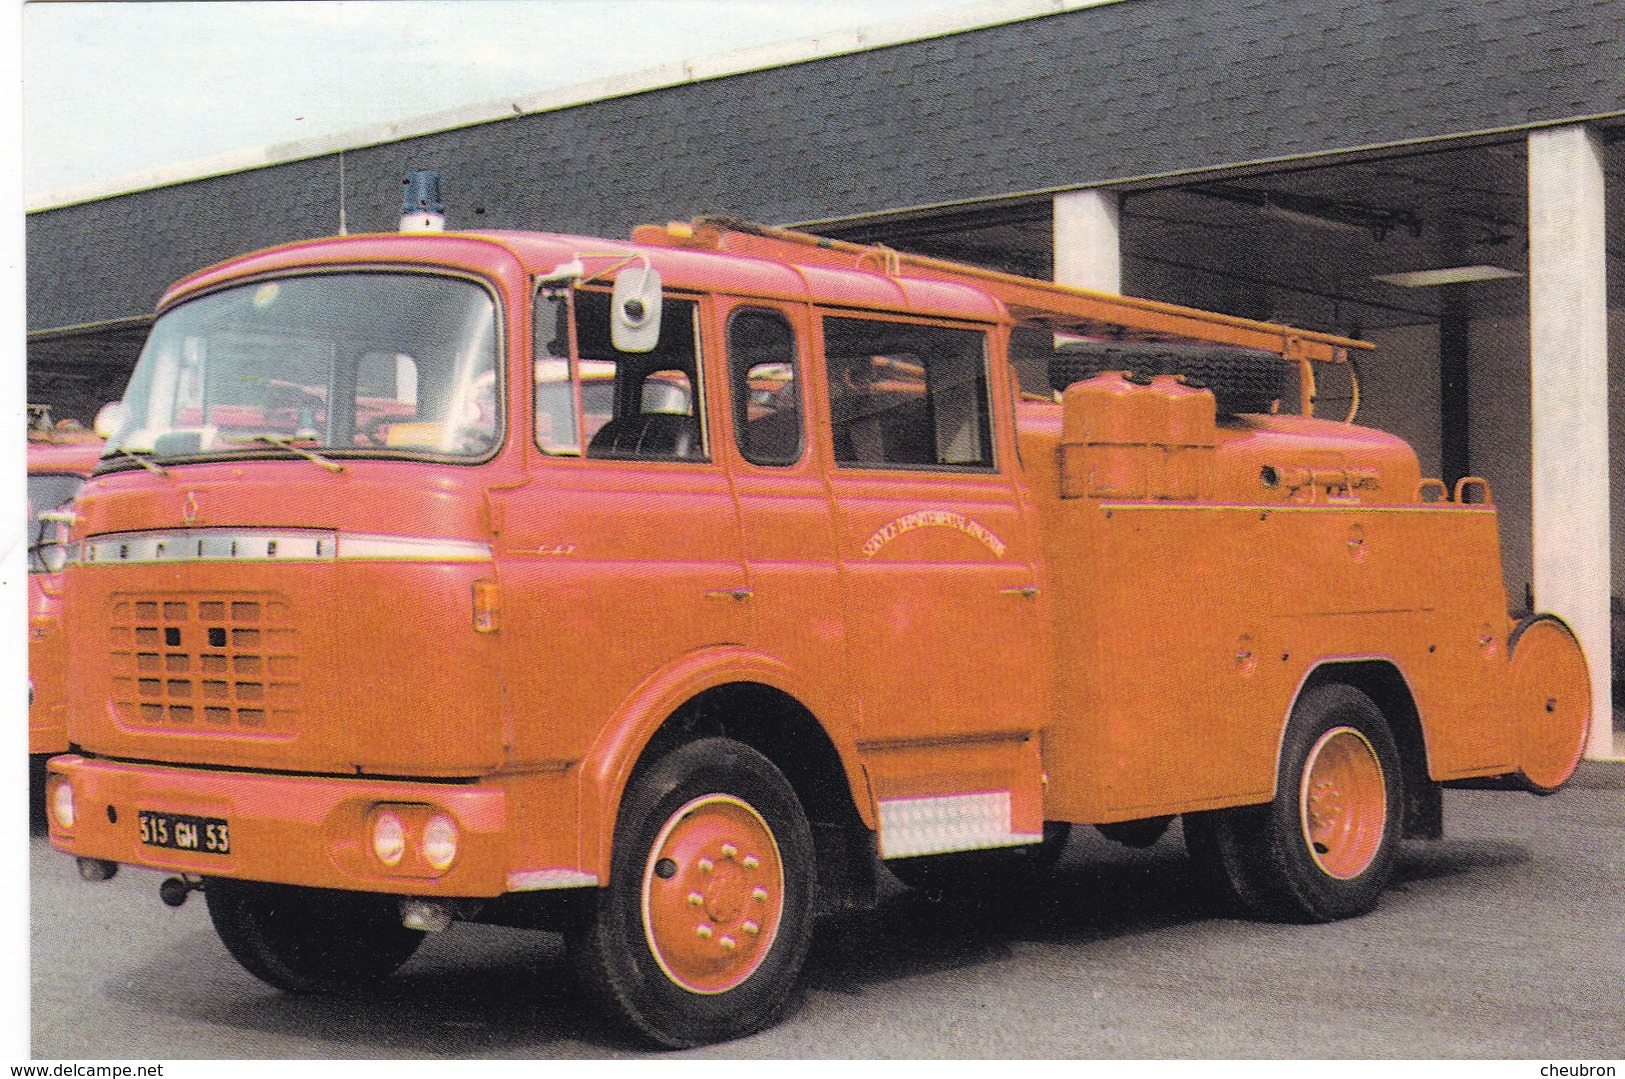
xmin=27 ymin=413 xmax=104 ymax=776
xmin=47 ymin=207 xmax=1589 ymax=1047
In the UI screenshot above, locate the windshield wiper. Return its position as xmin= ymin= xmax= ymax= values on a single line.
xmin=104 ymin=445 xmax=169 ymax=477
xmin=228 ymin=434 xmax=346 ymax=473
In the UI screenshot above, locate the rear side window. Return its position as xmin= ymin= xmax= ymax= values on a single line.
xmin=728 ymin=309 xmax=802 ymax=467
xmin=822 ymin=317 xmax=993 ymax=470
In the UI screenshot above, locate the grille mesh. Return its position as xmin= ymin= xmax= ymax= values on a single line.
xmin=109 ymin=593 xmax=298 ymax=732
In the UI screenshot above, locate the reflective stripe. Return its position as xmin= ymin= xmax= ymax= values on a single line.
xmin=877 ymin=790 xmax=1043 ymax=859
xmin=76 ymin=529 xmax=491 ymax=565
xmin=336 ymin=534 xmax=492 ymax=562
xmin=507 ymin=868 xmax=599 ymax=891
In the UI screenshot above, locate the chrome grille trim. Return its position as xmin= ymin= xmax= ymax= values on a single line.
xmin=84 ymin=530 xmax=332 ymax=564
xmin=78 ymin=529 xmax=491 ymax=565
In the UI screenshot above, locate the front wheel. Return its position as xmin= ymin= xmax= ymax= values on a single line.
xmin=567 ymin=737 xmax=816 ymax=1048
xmin=1184 ymin=683 xmax=1403 ymax=922
xmin=204 ymin=879 xmax=424 ymax=994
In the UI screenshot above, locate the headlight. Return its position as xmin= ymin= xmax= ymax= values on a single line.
xmin=371 ymin=810 xmax=405 ymax=867
xmin=421 ymin=814 xmax=459 ymax=872
xmin=50 ymin=779 xmax=75 ymax=830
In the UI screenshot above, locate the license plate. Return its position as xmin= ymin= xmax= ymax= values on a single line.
xmin=138 ymin=810 xmax=231 ymax=855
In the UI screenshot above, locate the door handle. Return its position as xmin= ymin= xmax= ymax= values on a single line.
xmin=998 ymin=585 xmax=1040 ymax=599
xmin=706 ymin=587 xmax=753 ymax=602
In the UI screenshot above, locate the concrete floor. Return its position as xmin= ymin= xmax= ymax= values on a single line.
xmin=28 ymin=762 xmax=1625 ymax=1059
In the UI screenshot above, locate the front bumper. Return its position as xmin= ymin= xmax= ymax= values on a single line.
xmin=47 ymin=755 xmax=522 ymax=897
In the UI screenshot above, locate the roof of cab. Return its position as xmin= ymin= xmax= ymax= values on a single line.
xmin=156 ymin=227 xmax=1009 ymax=325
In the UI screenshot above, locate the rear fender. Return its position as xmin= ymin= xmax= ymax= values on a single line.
xmin=1279 ymin=656 xmax=1440 ymax=839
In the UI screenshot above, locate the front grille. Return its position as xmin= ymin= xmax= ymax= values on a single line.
xmin=109 ymin=593 xmax=299 ymax=733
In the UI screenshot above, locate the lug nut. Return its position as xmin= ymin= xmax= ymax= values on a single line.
xmin=742 ymin=855 xmax=760 ymax=870
xmin=720 ymin=843 xmax=737 ymax=859
xmin=719 ymin=935 xmax=737 ymax=951
xmin=687 ymin=891 xmax=704 ymax=906
xmin=742 ymin=919 xmax=761 ymax=936
xmin=695 ymin=924 xmax=713 ymax=939
xmin=698 ymin=858 xmax=714 ymax=873
xmin=751 ymin=886 xmax=769 ymax=901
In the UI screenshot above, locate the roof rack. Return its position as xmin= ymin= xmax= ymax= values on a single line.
xmin=632 ymin=216 xmax=1371 ymax=368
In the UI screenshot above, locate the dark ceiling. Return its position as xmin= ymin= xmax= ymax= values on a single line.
xmin=818 ymin=125 xmax=1625 ymax=338
xmin=28 ymin=127 xmax=1625 ymax=425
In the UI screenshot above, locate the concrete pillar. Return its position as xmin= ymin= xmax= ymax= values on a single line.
xmin=1527 ymin=124 xmax=1614 ymax=758
xmin=1053 ymin=189 xmax=1121 ymax=294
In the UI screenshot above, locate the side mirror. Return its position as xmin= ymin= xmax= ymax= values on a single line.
xmin=40 ymin=544 xmax=70 ymax=575
xmin=611 ymin=266 xmax=662 ymax=353
xmin=94 ymin=400 xmax=132 ymax=440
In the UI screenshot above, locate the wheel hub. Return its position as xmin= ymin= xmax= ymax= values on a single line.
xmin=1306 ymin=779 xmax=1342 ymax=831
xmin=1298 ymin=726 xmax=1386 ymax=880
xmin=641 ymin=794 xmax=783 ymax=994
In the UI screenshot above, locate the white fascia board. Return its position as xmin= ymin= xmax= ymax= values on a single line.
xmin=26 ymin=0 xmax=1124 ymax=214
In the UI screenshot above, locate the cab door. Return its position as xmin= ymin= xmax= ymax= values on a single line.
xmin=714 ymin=301 xmax=849 ymax=730
xmin=494 ymin=286 xmax=749 ymax=769
xmin=817 ymin=313 xmax=1049 ymax=856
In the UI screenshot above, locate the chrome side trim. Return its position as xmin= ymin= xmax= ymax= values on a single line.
xmin=81 ymin=530 xmax=334 ymax=564
xmin=76 ymin=529 xmax=493 ymax=565
xmin=506 ymin=868 xmax=599 ymax=892
xmin=336 ymin=534 xmax=492 ymax=562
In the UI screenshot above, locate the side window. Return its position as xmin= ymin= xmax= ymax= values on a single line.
xmin=534 ymin=290 xmax=583 ymax=454
xmin=822 ymin=316 xmax=993 ymax=470
xmin=534 ymin=288 xmax=707 ymax=461
xmin=728 ymin=309 xmax=802 ymax=467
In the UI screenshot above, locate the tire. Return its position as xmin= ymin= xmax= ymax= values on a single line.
xmin=204 ymin=879 xmax=424 ymax=994
xmin=1506 ymin=614 xmax=1590 ymax=794
xmin=1048 ymin=341 xmax=1294 ymax=416
xmin=1182 ymin=684 xmax=1403 ymax=922
xmin=886 ymin=821 xmax=1071 ymax=892
xmin=568 ymin=737 xmax=817 ymax=1048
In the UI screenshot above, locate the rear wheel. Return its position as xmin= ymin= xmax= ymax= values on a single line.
xmin=568 ymin=737 xmax=816 ymax=1048
xmin=1183 ymin=684 xmax=1403 ymax=922
xmin=204 ymin=879 xmax=424 ymax=994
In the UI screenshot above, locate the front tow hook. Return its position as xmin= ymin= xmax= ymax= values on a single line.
xmin=159 ymin=875 xmax=204 ymax=907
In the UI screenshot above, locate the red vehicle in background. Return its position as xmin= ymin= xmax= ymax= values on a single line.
xmin=27 ymin=411 xmax=103 ymax=777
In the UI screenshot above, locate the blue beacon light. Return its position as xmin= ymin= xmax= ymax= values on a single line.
xmin=401 ymin=170 xmax=446 ymax=233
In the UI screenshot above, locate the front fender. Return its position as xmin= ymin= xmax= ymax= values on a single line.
xmin=576 ymin=645 xmax=873 ymax=881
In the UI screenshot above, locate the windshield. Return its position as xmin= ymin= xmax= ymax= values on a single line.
xmin=27 ymin=473 xmax=83 ymax=574
xmin=105 ymin=272 xmax=500 ymax=464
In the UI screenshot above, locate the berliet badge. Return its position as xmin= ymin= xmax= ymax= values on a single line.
xmin=182 ymin=490 xmax=200 ymax=526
